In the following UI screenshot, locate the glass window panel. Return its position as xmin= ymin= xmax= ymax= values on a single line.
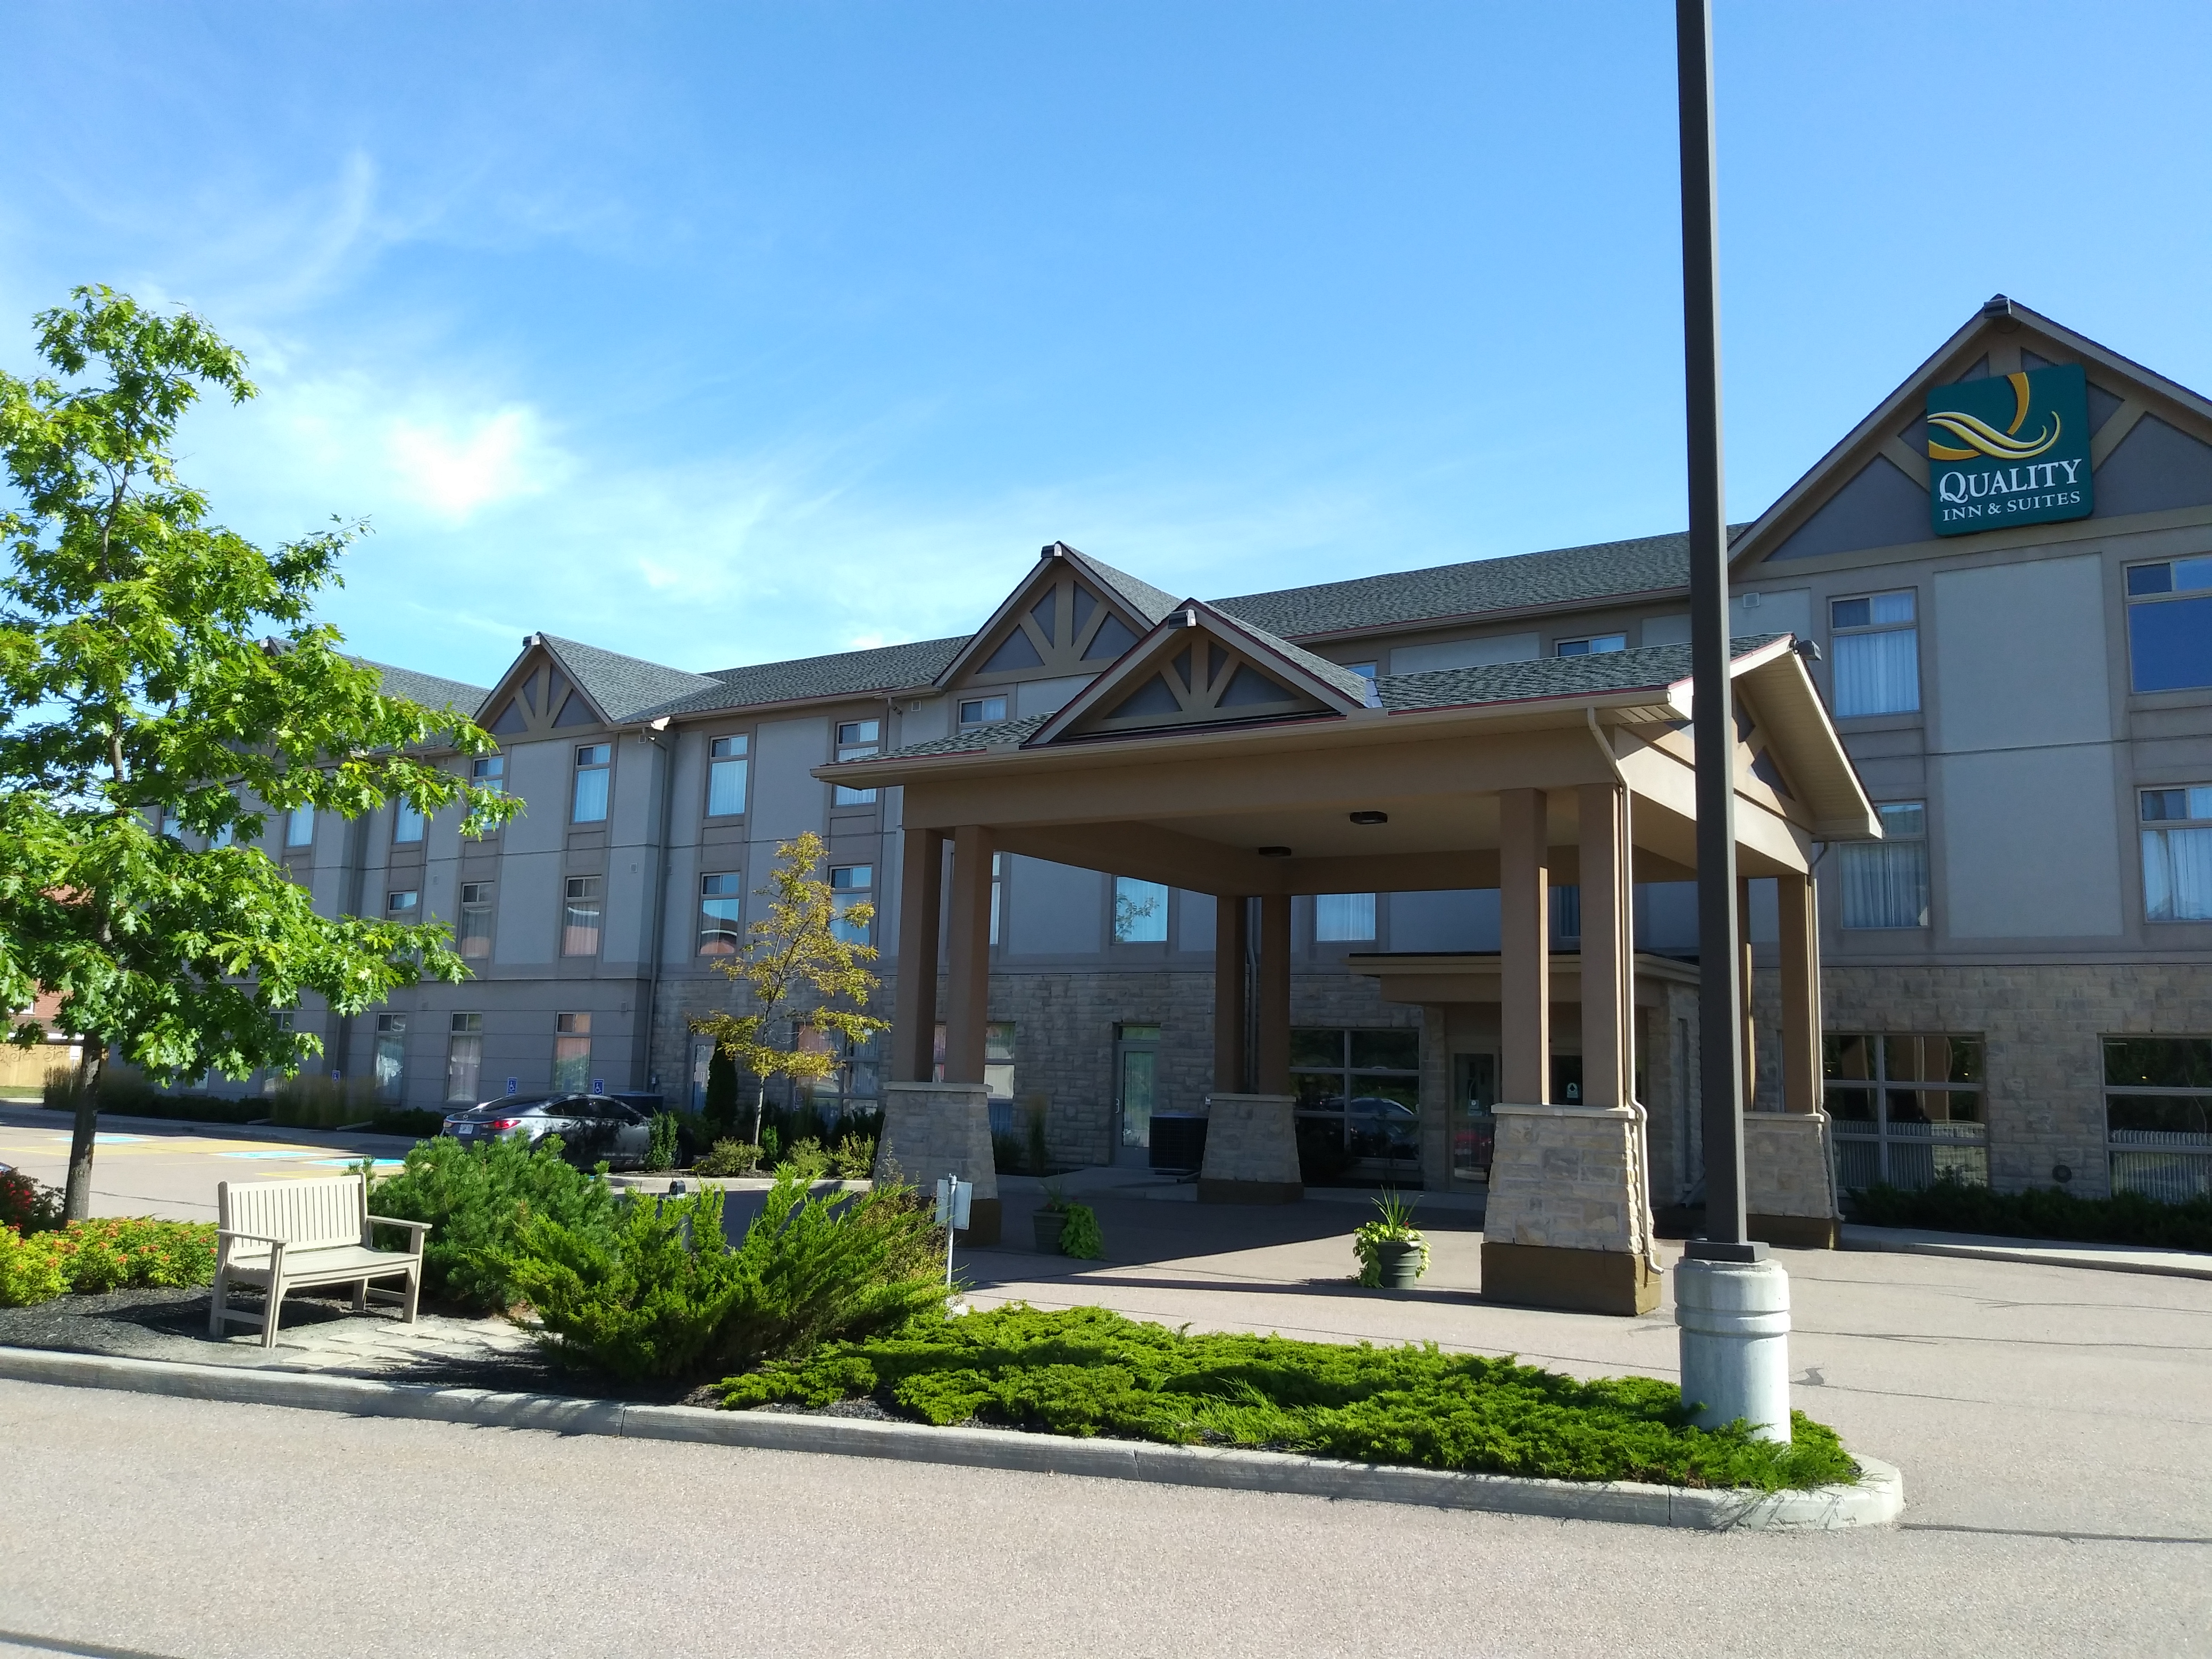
xmin=1824 ymin=1084 xmax=1878 ymax=1121
xmin=1833 ymin=627 xmax=1921 ymax=716
xmin=1839 ymin=839 xmax=1929 ymax=928
xmin=2176 ymin=555 xmax=2212 ymax=593
xmin=286 ymin=803 xmax=315 ymax=847
xmin=1349 ymin=1029 xmax=1420 ymax=1071
xmin=836 ymin=720 xmax=879 ymax=744
xmin=831 ymin=865 xmax=873 ymax=890
xmin=2127 ymin=563 xmax=2174 ymax=596
xmin=959 ymin=697 xmax=1008 ymax=725
xmin=471 ymin=755 xmax=504 ymax=793
xmin=698 ymin=872 xmax=743 ymax=955
xmin=2191 ymin=788 xmax=2212 ymax=820
xmin=707 ymin=754 xmax=748 ymax=816
xmin=2143 ymin=826 xmax=2212 ymax=921
xmin=2127 ymin=593 xmax=2212 ymax=693
xmin=1113 ymin=877 xmax=1168 ymax=943
xmin=446 ymin=1032 xmax=482 ymax=1103
xmin=1829 ymin=597 xmax=1872 ymax=630
xmin=2103 ymin=1036 xmax=2212 ymax=1090
xmin=1290 ymin=1028 xmax=1345 ymax=1068
xmin=2106 ymin=1094 xmax=2212 ymax=1135
xmin=572 ymin=763 xmax=610 ymax=823
xmin=458 ymin=882 xmax=493 ymax=959
xmin=710 ymin=735 xmax=747 ymax=758
xmin=985 ymin=1021 xmax=1017 ymax=1062
xmin=1877 ymin=801 xmax=1925 ymax=839
xmin=387 ymin=890 xmax=419 ymax=916
xmin=1824 ymin=1034 xmax=1875 ymax=1081
xmin=1292 ymin=1073 xmax=1345 ymax=1110
xmin=551 ymin=1037 xmax=591 ymax=1092
xmin=2142 ymin=789 xmax=2188 ymax=822
xmin=1313 ymin=892 xmax=1376 ymax=942
xmin=393 ymin=801 xmax=425 ymax=843
xmin=1869 ymin=590 xmax=1916 ymax=625
xmin=1349 ymin=1075 xmax=1419 ymax=1109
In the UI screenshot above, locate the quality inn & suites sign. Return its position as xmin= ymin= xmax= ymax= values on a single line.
xmin=1926 ymin=363 xmax=2093 ymax=537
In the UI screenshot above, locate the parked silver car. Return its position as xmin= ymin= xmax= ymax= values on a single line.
xmin=440 ymin=1093 xmax=653 ymax=1169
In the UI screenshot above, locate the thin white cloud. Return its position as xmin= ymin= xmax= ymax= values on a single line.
xmin=387 ymin=405 xmax=562 ymax=521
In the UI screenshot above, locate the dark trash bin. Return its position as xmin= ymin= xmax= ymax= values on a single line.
xmin=1150 ymin=1112 xmax=1208 ymax=1174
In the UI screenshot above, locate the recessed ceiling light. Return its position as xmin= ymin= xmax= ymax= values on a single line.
xmin=1258 ymin=845 xmax=1292 ymax=857
xmin=1349 ymin=811 xmax=1388 ymax=826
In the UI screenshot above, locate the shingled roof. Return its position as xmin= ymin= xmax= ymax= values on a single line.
xmin=1210 ymin=527 xmax=1746 ymax=640
xmin=538 ymin=635 xmax=724 ymax=723
xmin=1373 ymin=634 xmax=1782 ymax=713
xmin=639 ymin=634 xmax=973 ymax=719
xmin=359 ymin=659 xmax=492 ymax=715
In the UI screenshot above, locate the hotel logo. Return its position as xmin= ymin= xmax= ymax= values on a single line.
xmin=1926 ymin=363 xmax=2093 ymax=537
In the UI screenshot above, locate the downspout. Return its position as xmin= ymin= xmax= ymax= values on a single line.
xmin=639 ymin=718 xmax=676 ymax=1101
xmin=1589 ymin=710 xmax=1663 ymax=1278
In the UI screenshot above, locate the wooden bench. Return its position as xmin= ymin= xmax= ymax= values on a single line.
xmin=210 ymin=1174 xmax=432 ymax=1348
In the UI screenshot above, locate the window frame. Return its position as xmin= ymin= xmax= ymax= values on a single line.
xmin=571 ymin=742 xmax=613 ymax=825
xmin=1824 ymin=1033 xmax=1987 ymax=1191
xmin=958 ymin=695 xmax=1008 ymax=728
xmin=446 ymin=1012 xmax=484 ymax=1104
xmin=386 ymin=889 xmax=420 ymax=918
xmin=698 ymin=870 xmax=745 ymax=956
xmin=833 ymin=718 xmax=879 ymax=807
xmin=562 ymin=875 xmax=605 ymax=958
xmin=2140 ymin=784 xmax=2212 ymax=923
xmin=2123 ymin=557 xmax=2212 ymax=696
xmin=828 ymin=864 xmax=873 ymax=945
xmin=1827 ymin=587 xmax=1922 ymax=718
xmin=392 ymin=799 xmax=426 ymax=845
xmin=552 ymin=1011 xmax=592 ymax=1093
xmin=1554 ymin=633 xmax=1628 ymax=658
xmin=284 ymin=802 xmax=316 ymax=849
xmin=2101 ymin=1036 xmax=2212 ymax=1202
xmin=1313 ymin=892 xmax=1377 ymax=944
xmin=458 ymin=881 xmax=495 ymax=960
xmin=1837 ymin=801 xmax=1930 ymax=931
xmin=706 ymin=734 xmax=749 ymax=818
xmin=1288 ymin=1026 xmax=1422 ymax=1182
xmin=373 ymin=1012 xmax=408 ymax=1105
xmin=1112 ymin=876 xmax=1169 ymax=945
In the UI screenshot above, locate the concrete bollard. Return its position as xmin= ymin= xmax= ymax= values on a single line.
xmin=1674 ymin=1257 xmax=1793 ymax=1443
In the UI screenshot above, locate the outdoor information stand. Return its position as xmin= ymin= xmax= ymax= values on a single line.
xmin=934 ymin=1173 xmax=973 ymax=1287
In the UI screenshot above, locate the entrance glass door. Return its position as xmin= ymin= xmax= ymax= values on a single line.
xmin=1452 ymin=1053 xmax=1496 ymax=1182
xmin=1116 ymin=1024 xmax=1160 ymax=1162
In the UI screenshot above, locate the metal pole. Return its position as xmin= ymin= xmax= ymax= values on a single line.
xmin=1675 ymin=0 xmax=1756 ymax=1265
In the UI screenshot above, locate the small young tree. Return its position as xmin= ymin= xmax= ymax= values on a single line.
xmin=0 ymin=287 xmax=518 ymax=1219
xmin=690 ymin=831 xmax=888 ymax=1145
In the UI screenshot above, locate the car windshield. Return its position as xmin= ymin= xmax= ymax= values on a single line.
xmin=462 ymin=1096 xmax=559 ymax=1116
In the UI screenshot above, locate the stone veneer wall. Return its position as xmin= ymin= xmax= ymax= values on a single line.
xmin=1819 ymin=961 xmax=2212 ymax=1200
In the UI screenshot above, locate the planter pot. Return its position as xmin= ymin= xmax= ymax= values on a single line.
xmin=1033 ymin=1210 xmax=1069 ymax=1254
xmin=1374 ymin=1239 xmax=1425 ymax=1289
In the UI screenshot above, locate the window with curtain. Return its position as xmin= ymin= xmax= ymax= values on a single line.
xmin=393 ymin=800 xmax=426 ymax=843
xmin=374 ymin=1013 xmax=407 ymax=1104
xmin=707 ymin=735 xmax=747 ymax=816
xmin=563 ymin=876 xmax=603 ymax=956
xmin=286 ymin=803 xmax=315 ymax=848
xmin=572 ymin=743 xmax=611 ymax=823
xmin=552 ymin=1012 xmax=591 ymax=1092
xmin=458 ymin=882 xmax=494 ymax=959
xmin=446 ymin=1012 xmax=483 ymax=1103
xmin=2141 ymin=785 xmax=2212 ymax=921
xmin=1113 ymin=877 xmax=1168 ymax=943
xmin=1839 ymin=802 xmax=1929 ymax=929
xmin=1314 ymin=893 xmax=1377 ymax=942
xmin=833 ymin=719 xmax=879 ymax=806
xmin=1830 ymin=590 xmax=1920 ymax=717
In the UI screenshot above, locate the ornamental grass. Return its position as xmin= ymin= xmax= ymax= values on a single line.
xmin=721 ymin=1304 xmax=1859 ymax=1493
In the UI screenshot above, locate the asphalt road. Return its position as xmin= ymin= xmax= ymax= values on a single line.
xmin=0 ymin=1375 xmax=2204 ymax=1659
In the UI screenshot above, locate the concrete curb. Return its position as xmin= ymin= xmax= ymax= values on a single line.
xmin=0 ymin=1345 xmax=1900 ymax=1531
xmin=1841 ymin=1224 xmax=2212 ymax=1282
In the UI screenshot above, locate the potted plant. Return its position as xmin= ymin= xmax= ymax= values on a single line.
xmin=1034 ymin=1186 xmax=1071 ymax=1254
xmin=1353 ymin=1189 xmax=1429 ymax=1288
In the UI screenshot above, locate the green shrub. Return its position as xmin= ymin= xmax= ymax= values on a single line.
xmin=268 ymin=1073 xmax=377 ymax=1130
xmin=759 ymin=1125 xmax=781 ymax=1165
xmin=45 ymin=1070 xmax=261 ymax=1125
xmin=505 ymin=1170 xmax=950 ymax=1382
xmin=0 ymin=1168 xmax=64 ymax=1235
xmin=643 ymin=1113 xmax=681 ymax=1173
xmin=703 ymin=1048 xmax=741 ymax=1139
xmin=1025 ymin=1102 xmax=1050 ymax=1176
xmin=831 ymin=1134 xmax=876 ymax=1179
xmin=1 ymin=1218 xmax=218 ymax=1307
xmin=363 ymin=1135 xmax=619 ymax=1313
xmin=694 ymin=1139 xmax=762 ymax=1178
xmin=1352 ymin=1190 xmax=1429 ymax=1286
xmin=722 ymin=1305 xmax=1858 ymax=1492
xmin=777 ymin=1137 xmax=830 ymax=1180
xmin=1848 ymin=1171 xmax=2212 ymax=1253
xmin=990 ymin=1130 xmax=1027 ymax=1175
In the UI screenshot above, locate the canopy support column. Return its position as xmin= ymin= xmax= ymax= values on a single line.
xmin=1745 ymin=868 xmax=1839 ymax=1247
xmin=891 ymin=827 xmax=945 ymax=1084
xmin=1200 ymin=891 xmax=1301 ymax=1203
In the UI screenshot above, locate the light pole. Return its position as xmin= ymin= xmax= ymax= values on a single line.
xmin=1672 ymin=0 xmax=1792 ymax=1442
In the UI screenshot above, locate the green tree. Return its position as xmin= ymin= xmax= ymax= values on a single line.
xmin=0 ymin=287 xmax=518 ymax=1220
xmin=691 ymin=831 xmax=888 ymax=1144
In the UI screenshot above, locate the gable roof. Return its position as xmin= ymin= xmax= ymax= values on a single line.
xmin=1733 ymin=295 xmax=2212 ymax=570
xmin=1210 ymin=529 xmax=1746 ymax=641
xmin=535 ymin=635 xmax=723 ymax=724
xmin=930 ymin=541 xmax=1183 ymax=691
xmin=357 ymin=658 xmax=491 ymax=716
xmin=642 ymin=635 xmax=970 ymax=719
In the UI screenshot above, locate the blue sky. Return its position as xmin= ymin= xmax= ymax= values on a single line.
xmin=5 ymin=2 xmax=2209 ymax=690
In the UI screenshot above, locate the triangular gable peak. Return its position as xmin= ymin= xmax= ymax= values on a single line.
xmin=1032 ymin=601 xmax=1371 ymax=744
xmin=1733 ymin=295 xmax=2212 ymax=571
xmin=480 ymin=636 xmax=615 ymax=740
xmin=936 ymin=542 xmax=1175 ymax=691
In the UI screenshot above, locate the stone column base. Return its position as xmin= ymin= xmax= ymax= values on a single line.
xmin=1197 ymin=1094 xmax=1302 ymax=1203
xmin=1743 ymin=1110 xmax=1839 ymax=1250
xmin=1481 ymin=1102 xmax=1656 ymax=1317
xmin=1482 ymin=1242 xmax=1661 ymax=1316
xmin=876 ymin=1081 xmax=999 ymax=1243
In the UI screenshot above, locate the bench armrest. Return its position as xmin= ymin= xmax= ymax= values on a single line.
xmin=217 ymin=1228 xmax=289 ymax=1246
xmin=365 ymin=1216 xmax=433 ymax=1255
xmin=365 ymin=1217 xmax=432 ymax=1234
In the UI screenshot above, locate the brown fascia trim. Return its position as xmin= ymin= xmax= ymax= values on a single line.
xmin=1266 ymin=583 xmax=1694 ymax=648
